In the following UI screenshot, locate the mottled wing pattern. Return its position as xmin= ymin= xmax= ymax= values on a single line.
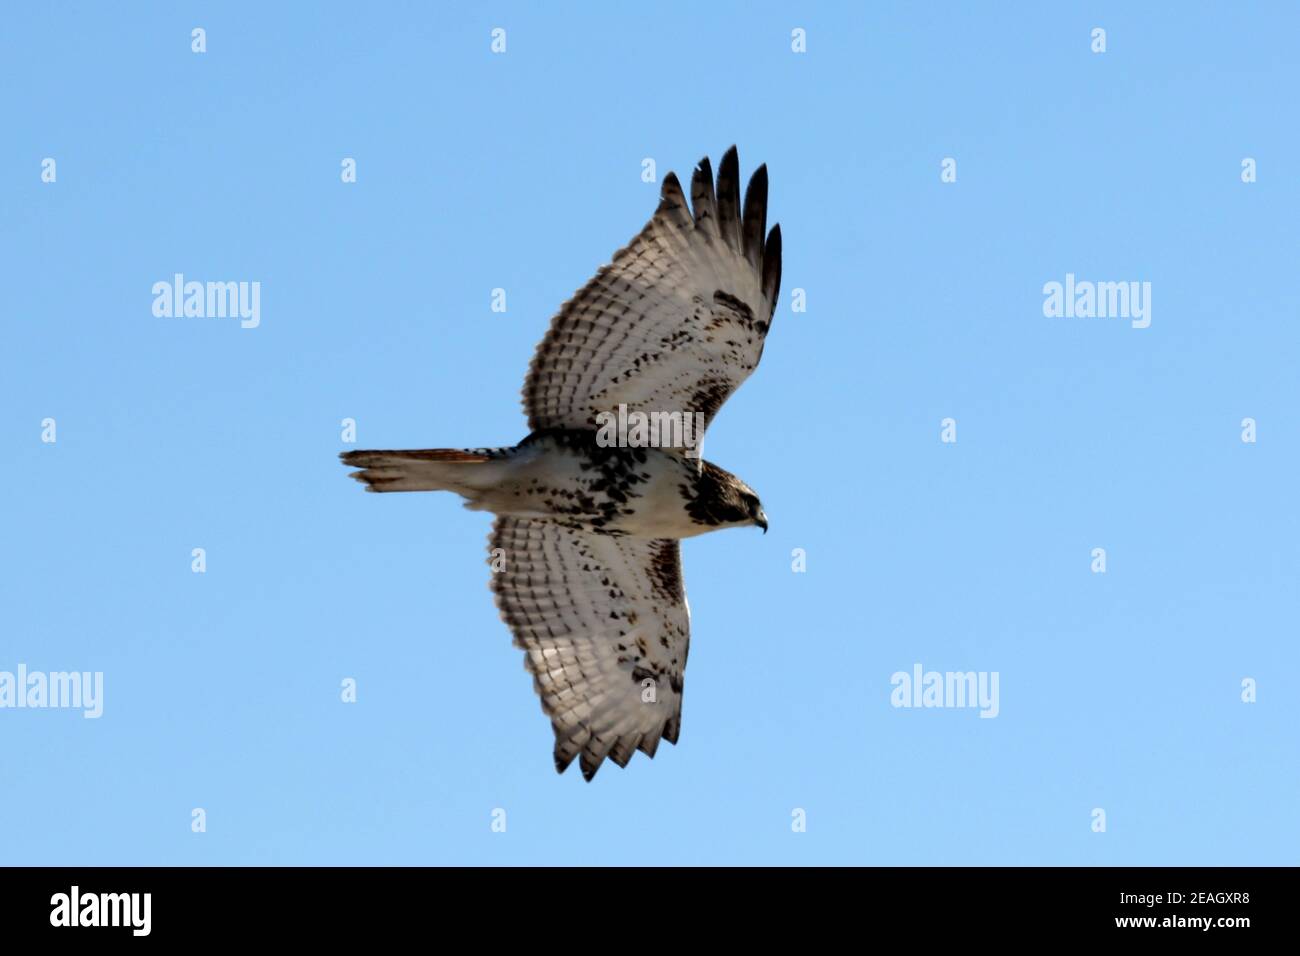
xmin=489 ymin=516 xmax=690 ymax=780
xmin=522 ymin=147 xmax=782 ymax=445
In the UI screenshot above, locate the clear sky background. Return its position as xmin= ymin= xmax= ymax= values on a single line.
xmin=2 ymin=2 xmax=1296 ymax=865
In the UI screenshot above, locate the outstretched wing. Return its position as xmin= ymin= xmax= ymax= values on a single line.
xmin=522 ymin=147 xmax=782 ymax=446
xmin=488 ymin=517 xmax=690 ymax=781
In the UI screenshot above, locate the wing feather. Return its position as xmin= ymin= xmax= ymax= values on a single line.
xmin=763 ymin=223 xmax=783 ymax=308
xmin=714 ymin=145 xmax=743 ymax=253
xmin=690 ymin=156 xmax=718 ymax=234
xmin=488 ymin=517 xmax=690 ymax=781
xmin=522 ymin=147 xmax=781 ymax=444
xmin=741 ymin=163 xmax=768 ymax=269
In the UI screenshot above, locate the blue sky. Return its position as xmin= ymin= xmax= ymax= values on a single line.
xmin=2 ymin=2 xmax=1296 ymax=865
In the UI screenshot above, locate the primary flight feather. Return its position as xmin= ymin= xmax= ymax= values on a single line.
xmin=342 ymin=147 xmax=781 ymax=780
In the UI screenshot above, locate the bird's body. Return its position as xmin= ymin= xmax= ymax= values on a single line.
xmin=342 ymin=147 xmax=782 ymax=780
xmin=345 ymin=430 xmax=760 ymax=540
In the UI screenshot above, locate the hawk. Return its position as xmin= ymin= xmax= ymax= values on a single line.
xmin=342 ymin=147 xmax=781 ymax=780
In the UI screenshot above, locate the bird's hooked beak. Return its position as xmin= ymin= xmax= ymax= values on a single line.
xmin=755 ymin=510 xmax=768 ymax=534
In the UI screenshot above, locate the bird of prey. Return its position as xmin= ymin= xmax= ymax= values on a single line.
xmin=342 ymin=147 xmax=781 ymax=780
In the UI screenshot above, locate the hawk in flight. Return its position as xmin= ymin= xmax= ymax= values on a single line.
xmin=342 ymin=147 xmax=781 ymax=780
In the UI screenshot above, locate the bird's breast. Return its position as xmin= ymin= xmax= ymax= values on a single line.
xmin=482 ymin=438 xmax=705 ymax=539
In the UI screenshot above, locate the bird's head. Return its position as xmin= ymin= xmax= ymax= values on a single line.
xmin=696 ymin=463 xmax=767 ymax=533
xmin=741 ymin=488 xmax=769 ymax=534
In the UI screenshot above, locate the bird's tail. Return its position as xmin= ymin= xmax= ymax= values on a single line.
xmin=340 ymin=448 xmax=508 ymax=494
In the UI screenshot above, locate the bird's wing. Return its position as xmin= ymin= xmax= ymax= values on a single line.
xmin=522 ymin=147 xmax=782 ymax=448
xmin=488 ymin=516 xmax=690 ymax=780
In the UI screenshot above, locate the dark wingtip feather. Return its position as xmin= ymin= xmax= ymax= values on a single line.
xmin=580 ymin=754 xmax=601 ymax=782
xmin=658 ymin=171 xmax=687 ymax=213
xmin=662 ymin=715 xmax=681 ymax=745
xmin=762 ymin=223 xmax=782 ymax=309
xmin=715 ymin=147 xmax=742 ymax=251
xmin=690 ymin=156 xmax=717 ymax=229
xmin=741 ymin=163 xmax=769 ymax=268
xmin=608 ymin=741 xmax=635 ymax=768
xmin=554 ymin=746 xmax=576 ymax=775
